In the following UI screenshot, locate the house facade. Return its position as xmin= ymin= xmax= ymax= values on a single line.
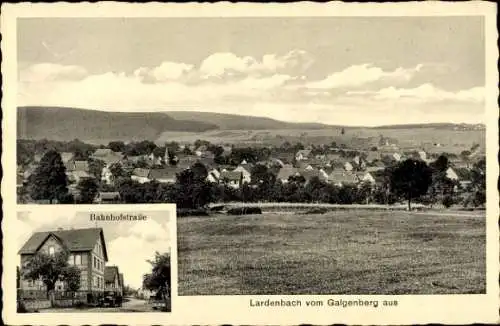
xmin=18 ymin=228 xmax=108 ymax=297
xmin=104 ymin=266 xmax=123 ymax=296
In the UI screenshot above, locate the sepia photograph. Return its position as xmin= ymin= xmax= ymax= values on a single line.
xmin=15 ymin=16 xmax=487 ymax=296
xmin=15 ymin=208 xmax=172 ymax=313
xmin=2 ymin=2 xmax=498 ymax=325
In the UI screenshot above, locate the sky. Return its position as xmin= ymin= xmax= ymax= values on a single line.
xmin=17 ymin=17 xmax=486 ymax=126
xmin=17 ymin=210 xmax=171 ymax=289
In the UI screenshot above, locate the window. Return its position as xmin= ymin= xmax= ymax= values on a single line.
xmin=75 ymin=254 xmax=81 ymax=265
xmin=68 ymin=254 xmax=74 ymax=265
xmin=48 ymin=246 xmax=55 ymax=256
xmin=80 ymin=275 xmax=87 ymax=289
xmin=93 ymin=257 xmax=97 ymax=269
xmin=93 ymin=276 xmax=97 ymax=287
xmin=28 ymin=279 xmax=34 ymax=287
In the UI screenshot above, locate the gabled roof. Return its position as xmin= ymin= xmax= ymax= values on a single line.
xmin=296 ymin=149 xmax=312 ymax=157
xmin=301 ymin=169 xmax=324 ymax=182
xmin=148 ymin=168 xmax=180 ymax=180
xmin=19 ymin=227 xmax=108 ymax=261
xmin=132 ymin=168 xmax=150 ymax=178
xmin=195 ymin=145 xmax=208 ymax=152
xmin=93 ymin=148 xmax=112 ymax=156
xmin=99 ymin=192 xmax=121 ymax=200
xmin=277 ymin=167 xmax=300 ymax=181
xmin=60 ymin=152 xmax=74 ymax=163
xmin=73 ymin=160 xmax=89 ymax=172
xmin=454 ymin=167 xmax=472 ymax=180
xmin=328 ymin=170 xmax=358 ymax=184
xmin=236 ymin=163 xmax=253 ymax=172
xmin=70 ymin=170 xmax=91 ymax=179
xmin=366 ymin=166 xmax=385 ymax=173
xmin=220 ymin=170 xmax=242 ymax=181
xmin=104 ymin=266 xmax=119 ymax=283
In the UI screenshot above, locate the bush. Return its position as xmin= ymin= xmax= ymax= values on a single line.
xmin=209 ymin=205 xmax=225 ymax=212
xmin=442 ymin=195 xmax=454 ymax=208
xmin=227 ymin=207 xmax=262 ymax=215
xmin=303 ymin=207 xmax=328 ymax=214
xmin=177 ymin=208 xmax=210 ymax=217
xmin=472 ymin=190 xmax=486 ymax=207
xmin=17 ymin=300 xmax=28 ymax=313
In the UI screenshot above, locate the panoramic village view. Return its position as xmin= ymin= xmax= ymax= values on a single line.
xmin=16 ymin=210 xmax=172 ymax=313
xmin=16 ymin=17 xmax=486 ymax=296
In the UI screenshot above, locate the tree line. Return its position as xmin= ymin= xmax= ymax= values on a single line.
xmin=22 ymin=149 xmax=486 ymax=210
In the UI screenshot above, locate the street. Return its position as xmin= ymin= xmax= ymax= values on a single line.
xmin=39 ymin=297 xmax=162 ymax=313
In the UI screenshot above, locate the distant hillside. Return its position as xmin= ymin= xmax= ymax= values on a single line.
xmin=166 ymin=111 xmax=333 ymax=130
xmin=17 ymin=107 xmax=219 ymax=142
xmin=373 ymin=123 xmax=486 ymax=130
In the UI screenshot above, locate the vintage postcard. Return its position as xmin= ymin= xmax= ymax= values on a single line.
xmin=2 ymin=1 xmax=499 ymax=325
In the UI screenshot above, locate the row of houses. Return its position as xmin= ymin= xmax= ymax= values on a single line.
xmin=18 ymin=227 xmax=125 ymax=301
xmin=19 ymin=144 xmax=483 ymax=198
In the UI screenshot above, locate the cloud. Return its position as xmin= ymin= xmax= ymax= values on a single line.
xmin=19 ymin=63 xmax=88 ymax=83
xmin=134 ymin=61 xmax=195 ymax=82
xmin=106 ymin=218 xmax=170 ymax=289
xmin=17 ymin=53 xmax=485 ymax=125
xmin=305 ymin=63 xmax=423 ymax=90
xmin=199 ymin=49 xmax=313 ymax=79
xmin=347 ymin=83 xmax=485 ymax=103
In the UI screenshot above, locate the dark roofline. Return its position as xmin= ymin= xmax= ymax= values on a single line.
xmin=100 ymin=229 xmax=109 ymax=262
xmin=33 ymin=232 xmax=68 ymax=254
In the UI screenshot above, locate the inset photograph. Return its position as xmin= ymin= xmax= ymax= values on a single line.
xmin=16 ymin=207 xmax=173 ymax=313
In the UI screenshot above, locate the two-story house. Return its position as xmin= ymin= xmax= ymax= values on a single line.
xmin=18 ymin=227 xmax=108 ymax=299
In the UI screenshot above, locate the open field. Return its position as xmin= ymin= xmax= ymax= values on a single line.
xmin=177 ymin=210 xmax=485 ymax=295
xmin=157 ymin=128 xmax=485 ymax=153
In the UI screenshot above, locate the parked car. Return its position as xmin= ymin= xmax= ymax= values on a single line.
xmin=151 ymin=299 xmax=166 ymax=310
xmin=99 ymin=291 xmax=123 ymax=308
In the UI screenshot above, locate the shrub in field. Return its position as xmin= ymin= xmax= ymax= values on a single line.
xmin=227 ymin=207 xmax=262 ymax=215
xmin=177 ymin=208 xmax=210 ymax=217
xmin=442 ymin=195 xmax=454 ymax=208
xmin=304 ymin=207 xmax=328 ymax=214
xmin=209 ymin=205 xmax=225 ymax=212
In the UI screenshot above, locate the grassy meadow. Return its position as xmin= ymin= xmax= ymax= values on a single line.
xmin=177 ymin=210 xmax=485 ymax=295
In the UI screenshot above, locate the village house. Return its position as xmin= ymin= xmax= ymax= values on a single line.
xmin=296 ymin=161 xmax=314 ymax=171
xmin=301 ymin=168 xmax=328 ymax=183
xmin=136 ymin=286 xmax=155 ymax=300
xmin=206 ymin=168 xmax=221 ymax=183
xmin=104 ymin=266 xmax=124 ymax=296
xmin=95 ymin=191 xmax=121 ymax=204
xmin=195 ymin=145 xmax=208 ymax=157
xmin=295 ymin=149 xmax=312 ymax=161
xmin=344 ymin=161 xmax=354 ymax=172
xmin=92 ymin=149 xmax=123 ymax=167
xmin=148 ymin=167 xmax=180 ymax=184
xmin=220 ymin=170 xmax=243 ymax=189
xmin=18 ymin=227 xmax=108 ymax=300
xmin=233 ymin=164 xmax=252 ymax=184
xmin=328 ymin=170 xmax=359 ymax=187
xmin=277 ymin=167 xmax=301 ymax=183
xmin=359 ymin=171 xmax=377 ymax=185
xmin=131 ymin=168 xmax=151 ymax=183
xmin=101 ymin=165 xmax=114 ymax=185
